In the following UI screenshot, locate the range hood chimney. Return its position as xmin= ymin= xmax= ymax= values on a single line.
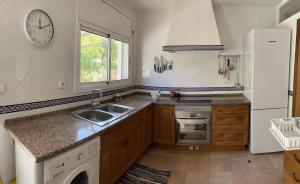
xmin=163 ymin=0 xmax=223 ymax=52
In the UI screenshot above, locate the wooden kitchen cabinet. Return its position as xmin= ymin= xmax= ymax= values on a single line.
xmin=212 ymin=104 xmax=249 ymax=147
xmin=139 ymin=106 xmax=152 ymax=154
xmin=123 ymin=116 xmax=140 ymax=168
xmin=153 ymin=104 xmax=176 ymax=145
xmin=100 ymin=106 xmax=153 ymax=184
xmin=100 ymin=126 xmax=125 ymax=184
xmin=284 ymin=151 xmax=300 ymax=184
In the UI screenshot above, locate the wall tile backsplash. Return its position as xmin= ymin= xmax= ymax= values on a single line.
xmin=135 ymin=6 xmax=276 ymax=88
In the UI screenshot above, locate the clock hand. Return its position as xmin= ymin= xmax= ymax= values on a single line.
xmin=38 ymin=19 xmax=42 ymax=29
xmin=40 ymin=24 xmax=51 ymax=29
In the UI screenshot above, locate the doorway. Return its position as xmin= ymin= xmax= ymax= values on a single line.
xmin=292 ymin=19 xmax=300 ymax=116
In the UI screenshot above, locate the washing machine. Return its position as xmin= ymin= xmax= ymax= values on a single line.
xmin=15 ymin=137 xmax=100 ymax=184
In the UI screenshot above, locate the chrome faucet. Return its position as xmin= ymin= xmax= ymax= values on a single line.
xmin=91 ymin=89 xmax=102 ymax=107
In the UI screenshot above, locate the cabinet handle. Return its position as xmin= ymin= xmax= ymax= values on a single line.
xmin=293 ymin=172 xmax=300 ymax=182
xmin=294 ymin=154 xmax=300 ymax=163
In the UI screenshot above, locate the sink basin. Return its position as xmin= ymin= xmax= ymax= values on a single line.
xmin=96 ymin=104 xmax=133 ymax=114
xmin=71 ymin=104 xmax=134 ymax=127
xmin=77 ymin=110 xmax=113 ymax=122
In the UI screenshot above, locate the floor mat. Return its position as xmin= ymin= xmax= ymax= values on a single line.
xmin=119 ymin=164 xmax=172 ymax=184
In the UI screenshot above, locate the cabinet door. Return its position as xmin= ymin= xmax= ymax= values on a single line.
xmin=213 ymin=130 xmax=248 ymax=146
xmin=153 ymin=105 xmax=175 ymax=145
xmin=212 ymin=113 xmax=249 ymax=130
xmin=139 ymin=106 xmax=153 ymax=154
xmin=100 ymin=132 xmax=124 ymax=184
xmin=124 ymin=116 xmax=140 ymax=168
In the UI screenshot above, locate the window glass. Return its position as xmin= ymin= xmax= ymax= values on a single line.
xmin=80 ymin=31 xmax=108 ymax=83
xmin=110 ymin=39 xmax=129 ymax=81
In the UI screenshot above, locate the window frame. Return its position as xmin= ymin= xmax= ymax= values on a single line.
xmin=74 ymin=20 xmax=133 ymax=93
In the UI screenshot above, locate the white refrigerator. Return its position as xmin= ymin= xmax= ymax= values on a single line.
xmin=243 ymin=29 xmax=291 ymax=154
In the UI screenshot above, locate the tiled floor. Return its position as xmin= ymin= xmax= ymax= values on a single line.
xmin=138 ymin=148 xmax=283 ymax=184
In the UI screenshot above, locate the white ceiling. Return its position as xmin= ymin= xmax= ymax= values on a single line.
xmin=123 ymin=0 xmax=282 ymax=11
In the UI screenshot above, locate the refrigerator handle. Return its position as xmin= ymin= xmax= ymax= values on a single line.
xmin=288 ymin=90 xmax=294 ymax=97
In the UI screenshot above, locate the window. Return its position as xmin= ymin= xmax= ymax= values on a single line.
xmin=77 ymin=27 xmax=131 ymax=91
xmin=110 ymin=39 xmax=129 ymax=81
xmin=80 ymin=31 xmax=109 ymax=83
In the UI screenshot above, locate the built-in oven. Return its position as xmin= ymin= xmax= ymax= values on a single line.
xmin=175 ymin=104 xmax=212 ymax=145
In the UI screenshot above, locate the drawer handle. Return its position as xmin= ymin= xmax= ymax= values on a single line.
xmin=293 ymin=172 xmax=300 ymax=183
xmin=294 ymin=154 xmax=300 ymax=163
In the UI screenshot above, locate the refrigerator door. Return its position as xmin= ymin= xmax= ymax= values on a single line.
xmin=252 ymin=29 xmax=290 ymax=110
xmin=250 ymin=108 xmax=287 ymax=154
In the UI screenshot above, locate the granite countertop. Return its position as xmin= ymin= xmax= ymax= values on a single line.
xmin=4 ymin=94 xmax=250 ymax=162
xmin=5 ymin=95 xmax=152 ymax=162
xmin=154 ymin=95 xmax=250 ymax=105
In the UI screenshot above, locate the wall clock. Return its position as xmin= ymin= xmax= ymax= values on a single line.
xmin=25 ymin=9 xmax=54 ymax=46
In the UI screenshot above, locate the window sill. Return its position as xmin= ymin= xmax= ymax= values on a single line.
xmin=73 ymin=80 xmax=133 ymax=94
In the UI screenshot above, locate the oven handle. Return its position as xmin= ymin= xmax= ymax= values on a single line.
xmin=176 ymin=118 xmax=210 ymax=125
xmin=176 ymin=118 xmax=211 ymax=120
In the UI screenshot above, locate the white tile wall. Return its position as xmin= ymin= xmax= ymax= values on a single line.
xmin=0 ymin=0 xmax=136 ymax=183
xmin=135 ymin=5 xmax=277 ymax=89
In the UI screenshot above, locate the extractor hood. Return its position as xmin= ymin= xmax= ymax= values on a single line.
xmin=163 ymin=0 xmax=224 ymax=52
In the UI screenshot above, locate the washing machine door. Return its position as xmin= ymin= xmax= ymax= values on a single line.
xmin=63 ymin=162 xmax=98 ymax=184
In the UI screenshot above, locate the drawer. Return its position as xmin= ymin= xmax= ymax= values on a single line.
xmin=213 ymin=104 xmax=249 ymax=114
xmin=212 ymin=113 xmax=249 ymax=130
xmin=213 ymin=130 xmax=248 ymax=146
xmin=284 ymin=151 xmax=300 ymax=184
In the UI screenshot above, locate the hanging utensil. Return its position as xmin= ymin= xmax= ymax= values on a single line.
xmin=169 ymin=60 xmax=174 ymax=70
xmin=223 ymin=56 xmax=227 ymax=79
xmin=154 ymin=57 xmax=159 ymax=73
xmin=235 ymin=56 xmax=242 ymax=89
xmin=154 ymin=58 xmax=157 ymax=73
xmin=227 ymin=58 xmax=231 ymax=81
xmin=228 ymin=57 xmax=235 ymax=71
xmin=166 ymin=61 xmax=169 ymax=71
xmin=218 ymin=56 xmax=224 ymax=75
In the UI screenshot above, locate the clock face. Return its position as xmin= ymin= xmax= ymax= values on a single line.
xmin=25 ymin=9 xmax=54 ymax=46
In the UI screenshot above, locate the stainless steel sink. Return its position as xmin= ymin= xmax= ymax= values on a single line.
xmin=71 ymin=104 xmax=134 ymax=127
xmin=95 ymin=104 xmax=134 ymax=114
xmin=77 ymin=110 xmax=113 ymax=122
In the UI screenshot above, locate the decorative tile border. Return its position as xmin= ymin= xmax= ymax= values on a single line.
xmin=135 ymin=85 xmax=243 ymax=92
xmin=0 ymin=85 xmax=243 ymax=114
xmin=163 ymin=45 xmax=224 ymax=52
xmin=0 ymin=85 xmax=136 ymax=115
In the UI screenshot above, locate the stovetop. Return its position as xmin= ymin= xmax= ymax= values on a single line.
xmin=177 ymin=97 xmax=212 ymax=104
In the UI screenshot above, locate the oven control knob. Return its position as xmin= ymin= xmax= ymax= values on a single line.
xmin=77 ymin=153 xmax=84 ymax=161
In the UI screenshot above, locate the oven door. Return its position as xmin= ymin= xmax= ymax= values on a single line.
xmin=176 ymin=118 xmax=210 ymax=145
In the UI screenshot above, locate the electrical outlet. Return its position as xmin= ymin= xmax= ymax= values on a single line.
xmin=189 ymin=145 xmax=194 ymax=151
xmin=58 ymin=80 xmax=66 ymax=89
